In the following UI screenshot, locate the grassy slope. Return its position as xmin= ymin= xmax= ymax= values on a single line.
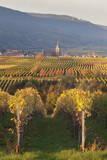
xmin=0 ymin=114 xmax=107 ymax=160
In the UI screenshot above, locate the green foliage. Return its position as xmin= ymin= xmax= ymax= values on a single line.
xmin=77 ymin=79 xmax=104 ymax=92
xmin=0 ymin=151 xmax=106 ymax=160
xmin=0 ymin=115 xmax=107 ymax=159
xmin=92 ymin=91 xmax=107 ymax=122
xmin=93 ymin=91 xmax=107 ymax=110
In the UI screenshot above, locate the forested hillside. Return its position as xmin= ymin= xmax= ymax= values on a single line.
xmin=1 ymin=6 xmax=107 ymax=52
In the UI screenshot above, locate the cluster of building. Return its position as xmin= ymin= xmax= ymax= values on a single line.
xmin=0 ymin=43 xmax=104 ymax=58
xmin=0 ymin=49 xmax=24 ymax=57
xmin=0 ymin=42 xmax=62 ymax=57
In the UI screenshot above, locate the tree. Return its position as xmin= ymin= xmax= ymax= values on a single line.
xmin=46 ymin=91 xmax=58 ymax=115
xmin=60 ymin=75 xmax=77 ymax=89
xmin=0 ymin=89 xmax=10 ymax=114
xmin=55 ymin=89 xmax=93 ymax=151
xmin=0 ymin=90 xmax=11 ymax=148
xmin=8 ymin=87 xmax=44 ymax=153
xmin=31 ymin=53 xmax=44 ymax=73
xmin=45 ymin=84 xmax=63 ymax=115
xmin=92 ymin=91 xmax=107 ymax=127
xmin=77 ymin=79 xmax=104 ymax=92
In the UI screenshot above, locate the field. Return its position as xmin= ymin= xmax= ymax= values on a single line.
xmin=1 ymin=56 xmax=107 ymax=160
xmin=0 ymin=56 xmax=107 ymax=91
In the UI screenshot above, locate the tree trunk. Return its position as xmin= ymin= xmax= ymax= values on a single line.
xmin=16 ymin=111 xmax=24 ymax=153
xmin=16 ymin=119 xmax=21 ymax=153
xmin=81 ymin=111 xmax=85 ymax=152
xmin=16 ymin=129 xmax=20 ymax=153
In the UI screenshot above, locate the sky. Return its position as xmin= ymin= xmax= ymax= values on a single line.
xmin=0 ymin=0 xmax=107 ymax=25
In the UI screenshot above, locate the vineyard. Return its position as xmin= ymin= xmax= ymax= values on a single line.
xmin=0 ymin=56 xmax=107 ymax=91
xmin=1 ymin=56 xmax=107 ymax=159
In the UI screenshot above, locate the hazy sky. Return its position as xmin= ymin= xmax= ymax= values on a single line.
xmin=0 ymin=0 xmax=107 ymax=25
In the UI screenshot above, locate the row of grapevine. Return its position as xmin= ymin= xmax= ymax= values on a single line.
xmin=0 ymin=56 xmax=107 ymax=91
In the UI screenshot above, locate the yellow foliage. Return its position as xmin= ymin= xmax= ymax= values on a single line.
xmin=0 ymin=89 xmax=10 ymax=110
xmin=56 ymin=89 xmax=93 ymax=115
xmin=8 ymin=87 xmax=44 ymax=121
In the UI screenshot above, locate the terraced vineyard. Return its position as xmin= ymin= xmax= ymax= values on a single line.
xmin=0 ymin=56 xmax=107 ymax=91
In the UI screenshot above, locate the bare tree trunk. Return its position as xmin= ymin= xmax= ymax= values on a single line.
xmin=81 ymin=111 xmax=85 ymax=152
xmin=16 ymin=121 xmax=21 ymax=153
xmin=16 ymin=118 xmax=21 ymax=153
xmin=16 ymin=110 xmax=24 ymax=153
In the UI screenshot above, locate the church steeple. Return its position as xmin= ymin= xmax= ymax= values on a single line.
xmin=55 ymin=41 xmax=60 ymax=56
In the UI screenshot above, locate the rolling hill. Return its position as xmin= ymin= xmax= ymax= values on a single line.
xmin=0 ymin=6 xmax=107 ymax=52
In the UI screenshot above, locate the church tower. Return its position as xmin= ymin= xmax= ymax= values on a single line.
xmin=55 ymin=41 xmax=61 ymax=56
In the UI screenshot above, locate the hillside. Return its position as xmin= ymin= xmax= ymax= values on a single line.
xmin=1 ymin=6 xmax=107 ymax=51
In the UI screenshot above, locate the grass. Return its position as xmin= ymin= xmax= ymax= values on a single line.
xmin=1 ymin=150 xmax=107 ymax=160
xmin=0 ymin=65 xmax=17 ymax=69
xmin=0 ymin=113 xmax=107 ymax=160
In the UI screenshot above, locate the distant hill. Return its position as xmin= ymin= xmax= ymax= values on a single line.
xmin=0 ymin=6 xmax=107 ymax=52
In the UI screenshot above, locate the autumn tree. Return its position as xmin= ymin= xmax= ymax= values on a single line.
xmin=0 ymin=89 xmax=10 ymax=114
xmin=31 ymin=53 xmax=45 ymax=73
xmin=46 ymin=92 xmax=58 ymax=114
xmin=77 ymin=79 xmax=104 ymax=92
xmin=54 ymin=88 xmax=93 ymax=151
xmin=0 ymin=90 xmax=11 ymax=149
xmin=8 ymin=87 xmax=44 ymax=153
xmin=46 ymin=84 xmax=63 ymax=115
